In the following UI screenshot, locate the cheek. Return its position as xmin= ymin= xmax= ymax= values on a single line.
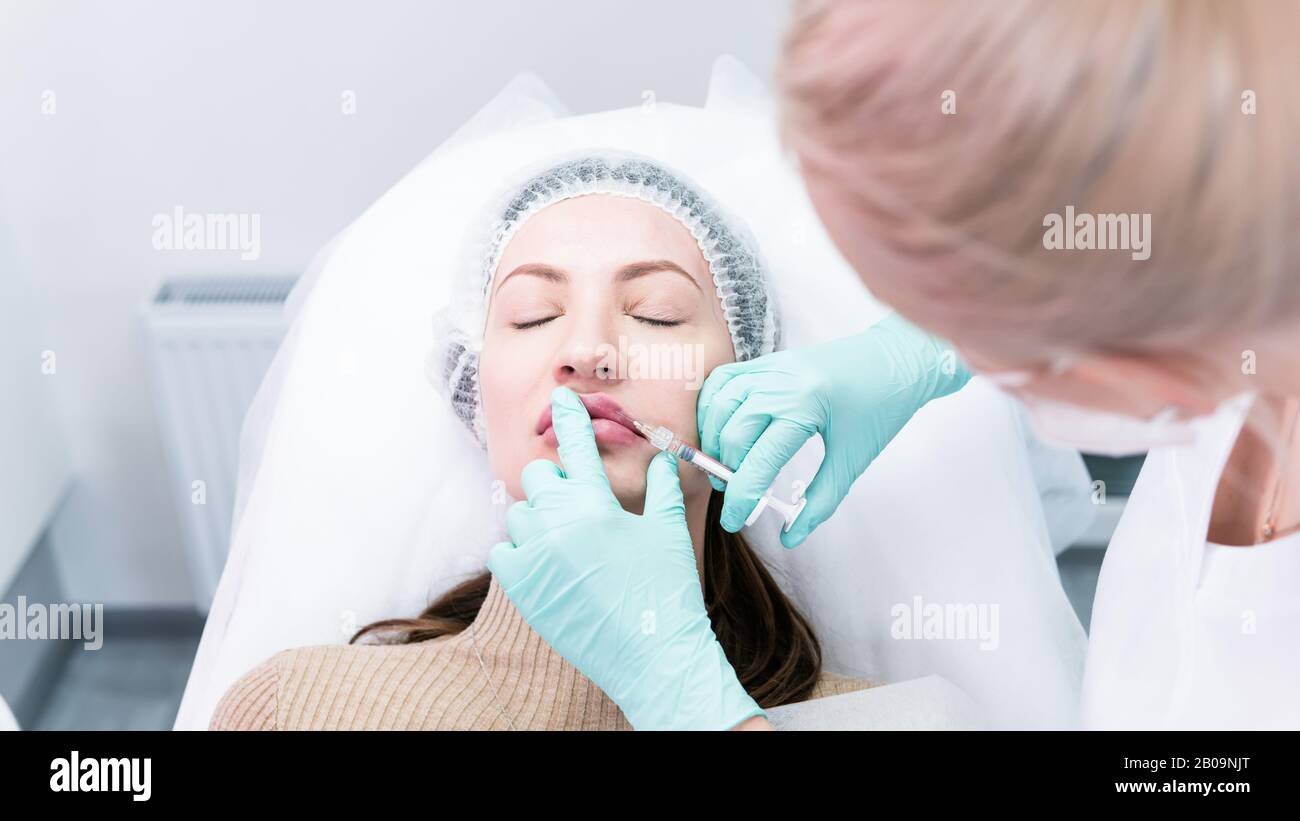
xmin=478 ymin=343 xmax=537 ymax=499
xmin=662 ymin=329 xmax=736 ymax=493
xmin=802 ymin=166 xmax=897 ymax=298
xmin=647 ymin=326 xmax=733 ymax=426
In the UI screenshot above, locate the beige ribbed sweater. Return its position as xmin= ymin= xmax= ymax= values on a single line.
xmin=209 ymin=573 xmax=877 ymax=730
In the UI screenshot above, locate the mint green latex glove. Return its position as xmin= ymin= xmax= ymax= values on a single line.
xmin=697 ymin=312 xmax=972 ymax=548
xmin=487 ymin=385 xmax=766 ymax=731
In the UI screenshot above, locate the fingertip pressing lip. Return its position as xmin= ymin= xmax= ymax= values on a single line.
xmin=535 ymin=391 xmax=643 ymax=440
xmin=551 ymin=385 xmax=578 ymax=407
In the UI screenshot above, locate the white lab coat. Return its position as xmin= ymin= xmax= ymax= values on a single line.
xmin=1081 ymin=391 xmax=1300 ymax=729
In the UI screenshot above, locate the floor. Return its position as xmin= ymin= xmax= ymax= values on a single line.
xmin=31 ymin=632 xmax=201 ymax=731
xmin=26 ymin=550 xmax=1106 ymax=731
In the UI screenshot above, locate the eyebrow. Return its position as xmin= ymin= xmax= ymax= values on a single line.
xmin=495 ymin=259 xmax=702 ymax=294
xmin=616 ymin=260 xmax=702 ymax=292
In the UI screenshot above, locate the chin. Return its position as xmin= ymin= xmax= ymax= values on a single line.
xmin=500 ymin=441 xmax=703 ymax=512
xmin=603 ymin=458 xmax=653 ymax=512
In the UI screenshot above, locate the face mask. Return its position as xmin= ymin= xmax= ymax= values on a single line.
xmin=979 ymin=365 xmax=1200 ymax=457
xmin=1011 ymin=393 xmax=1198 ymax=457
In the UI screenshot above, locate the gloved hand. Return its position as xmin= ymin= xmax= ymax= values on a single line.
xmin=697 ymin=312 xmax=971 ymax=548
xmin=487 ymin=385 xmax=767 ymax=731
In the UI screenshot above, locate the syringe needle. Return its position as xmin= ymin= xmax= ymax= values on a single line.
xmin=628 ymin=418 xmax=805 ymax=533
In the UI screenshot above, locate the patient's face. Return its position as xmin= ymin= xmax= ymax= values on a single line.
xmin=479 ymin=194 xmax=735 ymax=514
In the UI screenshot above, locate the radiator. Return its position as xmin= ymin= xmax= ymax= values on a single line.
xmin=142 ymin=276 xmax=296 ymax=611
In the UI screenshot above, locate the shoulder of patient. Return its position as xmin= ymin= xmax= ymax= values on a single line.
xmin=211 ymin=645 xmax=876 ymax=727
xmin=211 ymin=643 xmax=386 ymax=730
xmin=212 ymin=638 xmax=459 ymax=727
xmin=808 ymin=669 xmax=878 ymax=701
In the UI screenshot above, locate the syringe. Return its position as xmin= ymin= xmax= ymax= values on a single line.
xmin=632 ymin=420 xmax=807 ymax=532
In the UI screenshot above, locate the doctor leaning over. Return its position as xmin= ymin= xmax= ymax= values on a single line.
xmin=488 ymin=0 xmax=1300 ymax=730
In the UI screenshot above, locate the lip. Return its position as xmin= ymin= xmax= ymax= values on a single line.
xmin=536 ymin=392 xmax=644 ymax=448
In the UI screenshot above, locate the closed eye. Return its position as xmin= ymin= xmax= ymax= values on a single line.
xmin=511 ymin=316 xmax=559 ymax=330
xmin=630 ymin=315 xmax=682 ymax=328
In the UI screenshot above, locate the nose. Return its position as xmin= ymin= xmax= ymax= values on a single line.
xmin=551 ymin=308 xmax=622 ymax=392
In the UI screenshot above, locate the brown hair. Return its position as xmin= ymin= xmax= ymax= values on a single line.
xmin=350 ymin=490 xmax=824 ymax=709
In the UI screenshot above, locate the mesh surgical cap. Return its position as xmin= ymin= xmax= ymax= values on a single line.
xmin=429 ymin=151 xmax=780 ymax=448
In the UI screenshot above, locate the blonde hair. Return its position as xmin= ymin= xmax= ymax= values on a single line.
xmin=776 ymin=0 xmax=1300 ymax=367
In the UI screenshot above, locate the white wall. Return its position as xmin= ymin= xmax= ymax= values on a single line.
xmin=0 ymin=0 xmax=786 ymax=606
xmin=0 ymin=219 xmax=71 ymax=594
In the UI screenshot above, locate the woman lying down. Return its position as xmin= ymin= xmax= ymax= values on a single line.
xmin=210 ymin=153 xmax=877 ymax=730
